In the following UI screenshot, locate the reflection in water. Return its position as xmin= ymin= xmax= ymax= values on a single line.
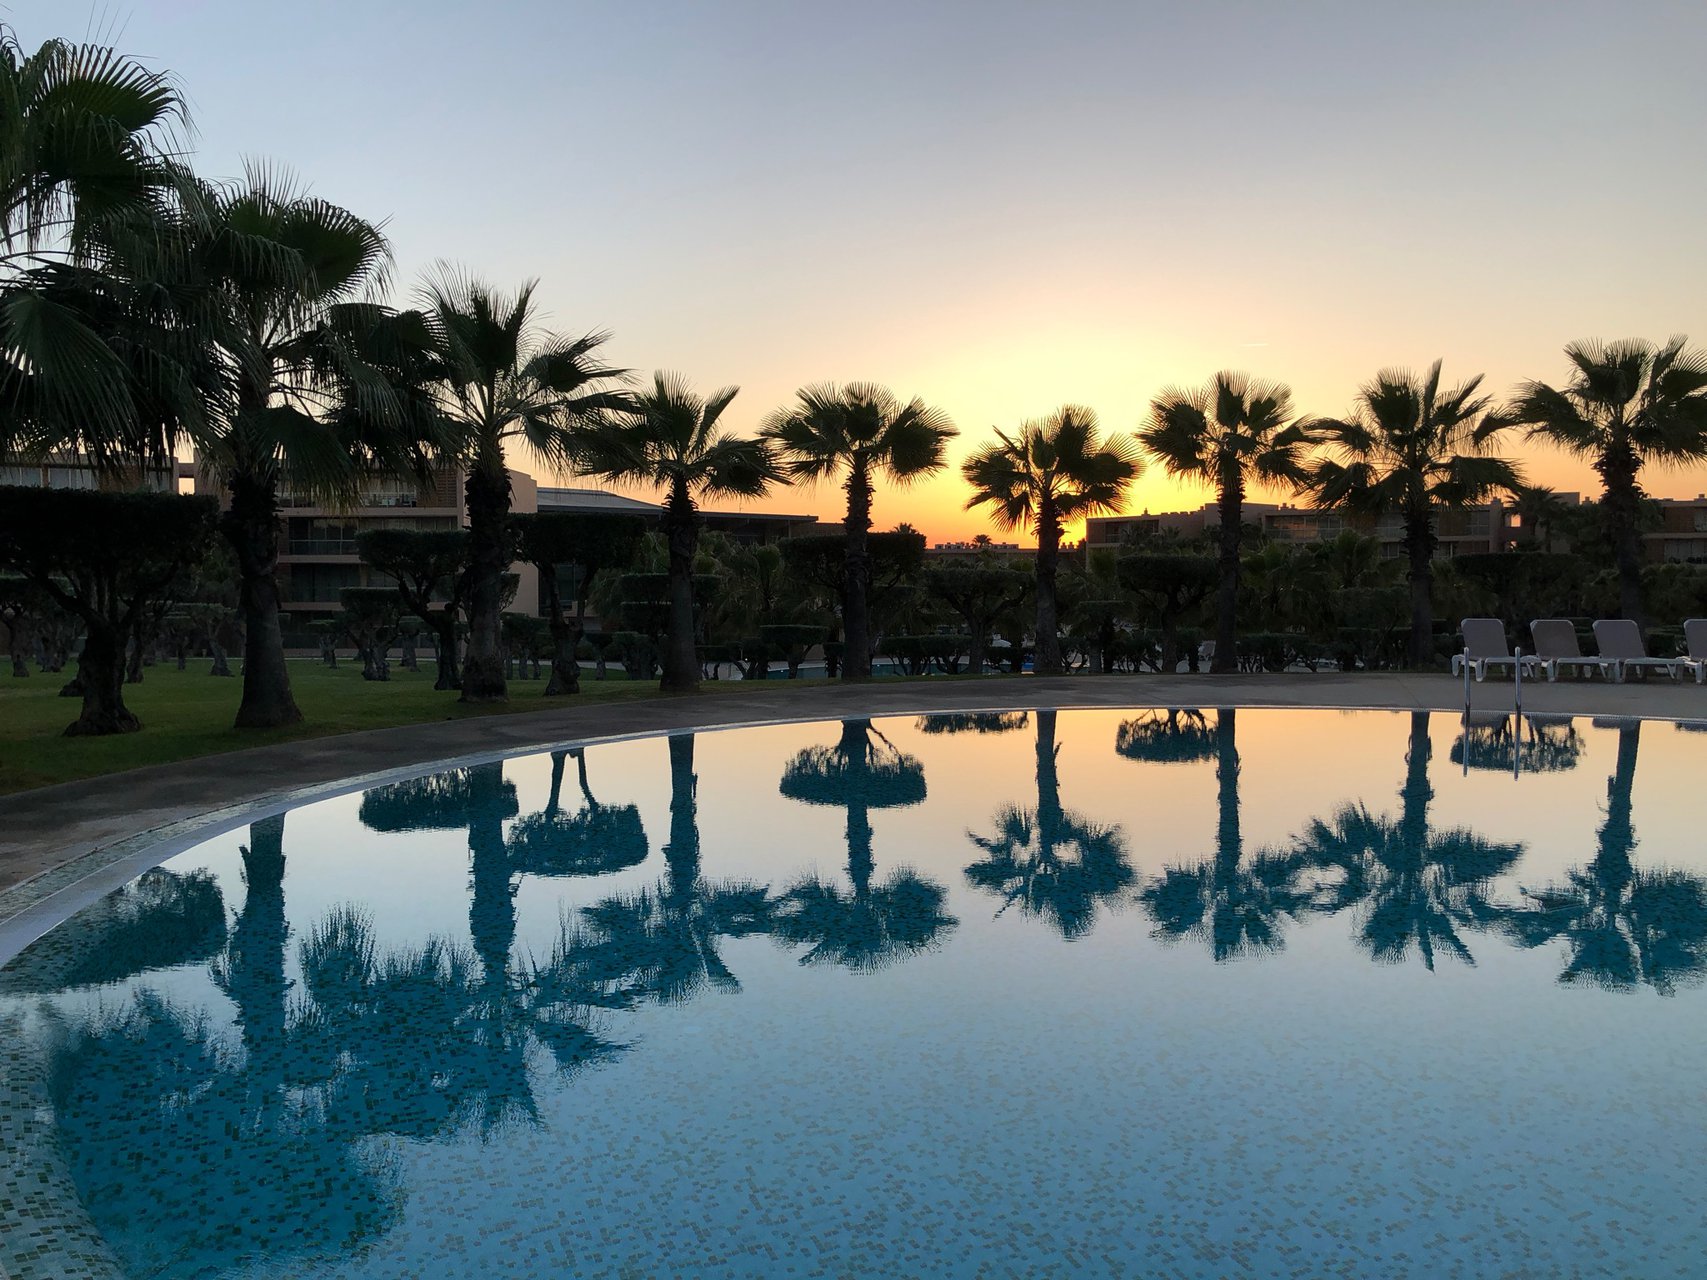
xmin=1451 ymin=712 xmax=1585 ymax=774
xmin=1114 ymin=708 xmax=1216 ymax=764
xmin=967 ymin=708 xmax=1134 ymax=940
xmin=915 ymin=711 xmax=1030 ymax=735
xmin=1506 ymin=722 xmax=1707 ymax=995
xmin=1294 ymin=711 xmax=1522 ymax=969
xmin=1140 ymin=709 xmax=1318 ymax=960
xmin=580 ymin=735 xmax=773 ymax=1003
xmin=0 ymin=867 xmax=226 ymax=994
xmin=506 ymin=748 xmax=648 ymax=877
xmin=774 ymin=719 xmax=956 ymax=971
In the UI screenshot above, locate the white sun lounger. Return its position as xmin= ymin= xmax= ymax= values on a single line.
xmin=1590 ymin=619 xmax=1684 ymax=683
xmin=1451 ymin=618 xmax=1540 ymax=681
xmin=1529 ymin=619 xmax=1618 ymax=682
xmin=1684 ymin=619 xmax=1707 ymax=685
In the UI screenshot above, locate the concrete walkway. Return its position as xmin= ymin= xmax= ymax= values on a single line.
xmin=3 ymin=671 xmax=1704 ymax=959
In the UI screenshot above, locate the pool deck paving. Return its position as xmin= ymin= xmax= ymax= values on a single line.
xmin=2 ymin=670 xmax=1703 ymax=958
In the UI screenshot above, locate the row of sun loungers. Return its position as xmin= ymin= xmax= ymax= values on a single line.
xmin=1452 ymin=618 xmax=1707 ymax=683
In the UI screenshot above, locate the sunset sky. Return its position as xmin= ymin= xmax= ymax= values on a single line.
xmin=27 ymin=1 xmax=1707 ymax=539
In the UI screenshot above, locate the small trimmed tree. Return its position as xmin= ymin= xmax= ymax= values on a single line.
xmin=357 ymin=528 xmax=470 ymax=691
xmin=759 ymin=623 xmax=824 ymax=678
xmin=515 ymin=511 xmax=646 ymax=696
xmin=338 ymin=587 xmax=402 ymax=681
xmin=1118 ymin=553 xmax=1217 ymax=673
xmin=0 ymin=487 xmax=218 ymax=733
xmin=923 ymin=563 xmax=1031 ymax=676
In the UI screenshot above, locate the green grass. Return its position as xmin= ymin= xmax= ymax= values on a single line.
xmin=0 ymin=660 xmax=772 ymax=796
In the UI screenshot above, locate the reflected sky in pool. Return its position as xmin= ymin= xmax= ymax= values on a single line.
xmin=3 ymin=708 xmax=1706 ymax=1279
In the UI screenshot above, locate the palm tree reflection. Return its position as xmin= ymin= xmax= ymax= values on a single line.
xmin=1139 ymin=709 xmax=1318 ymax=960
xmin=1505 ymin=721 xmax=1707 ymax=994
xmin=773 ymin=719 xmax=956 ymax=971
xmin=1295 ymin=711 xmax=1522 ymax=968
xmin=580 ymin=734 xmax=773 ymax=1002
xmin=967 ymin=708 xmax=1133 ymax=940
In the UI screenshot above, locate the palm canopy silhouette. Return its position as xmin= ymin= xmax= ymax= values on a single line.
xmin=1293 ymin=711 xmax=1523 ymax=969
xmin=1504 ymin=722 xmax=1707 ymax=995
xmin=1139 ymin=709 xmax=1319 ymax=960
xmin=579 ymin=733 xmax=774 ymax=1003
xmin=505 ymin=748 xmax=648 ymax=878
xmin=967 ymin=708 xmax=1133 ymax=940
xmin=772 ymin=718 xmax=955 ymax=972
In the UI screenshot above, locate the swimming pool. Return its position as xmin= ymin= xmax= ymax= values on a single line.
xmin=3 ymin=707 xmax=1704 ymax=1278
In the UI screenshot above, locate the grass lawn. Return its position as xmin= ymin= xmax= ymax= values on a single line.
xmin=0 ymin=660 xmax=780 ymax=796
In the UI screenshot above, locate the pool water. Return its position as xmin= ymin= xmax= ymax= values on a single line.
xmin=3 ymin=708 xmax=1705 ymax=1279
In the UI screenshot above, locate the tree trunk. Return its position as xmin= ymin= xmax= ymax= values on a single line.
xmin=431 ymin=615 xmax=461 ymax=690
xmin=399 ymin=631 xmax=418 ymax=671
xmin=460 ymin=463 xmax=511 ymax=703
xmin=1404 ymin=508 xmax=1436 ymax=669
xmin=65 ymin=622 xmax=139 ymax=736
xmin=208 ymin=631 xmax=233 ymax=677
xmin=661 ymin=480 xmax=701 ymax=693
xmin=842 ymin=460 xmax=874 ymax=681
xmin=542 ymin=560 xmax=581 ymax=696
xmin=1597 ymin=448 xmax=1647 ymax=627
xmin=124 ymin=636 xmax=144 ymax=684
xmin=1212 ymin=474 xmax=1242 ymax=673
xmin=1033 ymin=499 xmax=1063 ymax=675
xmin=225 ymin=473 xmax=303 ymax=728
xmin=966 ymin=623 xmax=987 ymax=678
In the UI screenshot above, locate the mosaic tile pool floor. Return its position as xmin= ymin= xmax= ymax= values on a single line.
xmin=2 ymin=708 xmax=1704 ymax=1278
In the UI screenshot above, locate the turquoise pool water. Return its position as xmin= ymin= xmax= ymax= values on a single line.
xmin=3 ymin=708 xmax=1705 ymax=1279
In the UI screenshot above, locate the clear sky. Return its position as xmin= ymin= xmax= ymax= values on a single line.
xmin=22 ymin=0 xmax=1707 ymax=538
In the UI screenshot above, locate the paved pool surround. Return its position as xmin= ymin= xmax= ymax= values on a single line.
xmin=3 ymin=671 xmax=1704 ymax=962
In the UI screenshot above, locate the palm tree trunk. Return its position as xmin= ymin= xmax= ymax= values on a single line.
xmin=540 ymin=562 xmax=580 ymax=696
xmin=842 ymin=461 xmax=873 ymax=681
xmin=664 ymin=733 xmax=699 ymax=897
xmin=461 ymin=463 xmax=511 ymax=703
xmin=1404 ymin=508 xmax=1436 ymax=669
xmin=1213 ymin=476 xmax=1242 ymax=673
xmin=466 ymin=763 xmax=515 ymax=982
xmin=1401 ymin=711 xmax=1432 ymax=847
xmin=662 ymin=479 xmax=701 ymax=693
xmin=1034 ymin=499 xmax=1063 ymax=676
xmin=226 ymin=472 xmax=303 ymax=729
xmin=228 ymin=815 xmax=288 ymax=1081
xmin=1597 ymin=450 xmax=1647 ymax=626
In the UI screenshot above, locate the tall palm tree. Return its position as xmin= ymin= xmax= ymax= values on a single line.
xmin=574 ymin=372 xmax=778 ymax=692
xmin=168 ymin=167 xmax=439 ymax=728
xmin=1139 ymin=373 xmax=1313 ymax=672
xmin=1507 ymin=337 xmax=1707 ymax=625
xmin=416 ymin=270 xmax=628 ymax=703
xmin=962 ymin=406 xmax=1140 ymax=676
xmin=0 ymin=26 xmax=190 ymax=456
xmin=772 ymin=719 xmax=955 ymax=971
xmin=1308 ymin=361 xmax=1521 ymax=667
xmin=762 ymin=383 xmax=956 ymax=679
xmin=1139 ymin=709 xmax=1318 ymax=960
xmin=966 ymin=708 xmax=1134 ymax=940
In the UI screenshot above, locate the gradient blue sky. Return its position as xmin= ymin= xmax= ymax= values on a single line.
xmin=22 ymin=0 xmax=1707 ymax=536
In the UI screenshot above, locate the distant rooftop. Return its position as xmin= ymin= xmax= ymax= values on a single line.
xmin=536 ymin=486 xmax=817 ymax=525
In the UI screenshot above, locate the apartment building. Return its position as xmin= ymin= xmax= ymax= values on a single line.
xmin=1085 ymin=498 xmax=1514 ymax=558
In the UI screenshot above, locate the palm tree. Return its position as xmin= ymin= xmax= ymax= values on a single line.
xmin=1295 ymin=712 xmax=1523 ymax=969
xmin=772 ymin=719 xmax=955 ymax=971
xmin=1505 ymin=722 xmax=1707 ymax=994
xmin=1309 ymin=362 xmax=1521 ymax=667
xmin=966 ymin=708 xmax=1134 ymax=940
xmin=1139 ymin=709 xmax=1318 ymax=960
xmin=0 ymin=26 xmax=189 ymax=457
xmin=762 ymin=383 xmax=956 ymax=679
xmin=1507 ymin=337 xmax=1707 ymax=625
xmin=416 ymin=271 xmax=628 ymax=703
xmin=1139 ymin=373 xmax=1313 ymax=672
xmin=574 ymin=372 xmax=778 ymax=692
xmin=962 ymin=406 xmax=1140 ymax=675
